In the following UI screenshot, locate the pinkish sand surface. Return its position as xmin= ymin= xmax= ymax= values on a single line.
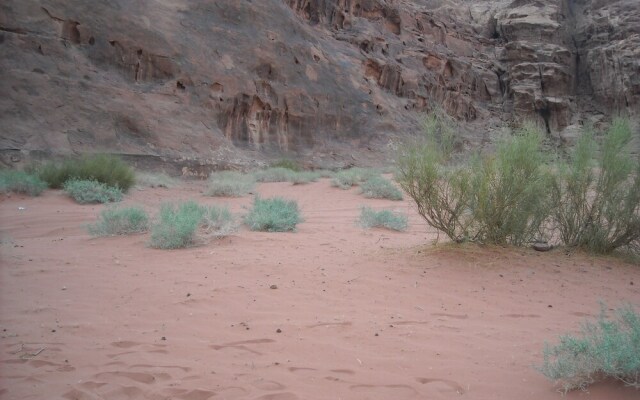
xmin=1 ymin=178 xmax=638 ymax=400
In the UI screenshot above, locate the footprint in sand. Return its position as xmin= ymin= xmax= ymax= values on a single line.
xmin=93 ymin=371 xmax=159 ymax=384
xmin=210 ymin=338 xmax=275 ymax=355
xmin=416 ymin=377 xmax=465 ymax=394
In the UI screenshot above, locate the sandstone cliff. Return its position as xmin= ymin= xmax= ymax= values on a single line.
xmin=1 ymin=0 xmax=637 ymax=172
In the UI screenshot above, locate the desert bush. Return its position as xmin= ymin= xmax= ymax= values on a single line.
xmin=150 ymin=201 xmax=235 ymax=249
xmin=358 ymin=206 xmax=408 ymax=231
xmin=551 ymin=118 xmax=640 ymax=254
xmin=539 ymin=304 xmax=640 ymax=392
xmin=200 ymin=205 xmax=236 ymax=239
xmin=37 ymin=154 xmax=135 ymax=191
xmin=469 ymin=124 xmax=552 ymax=245
xmin=244 ymin=196 xmax=302 ymax=232
xmin=63 ymin=179 xmax=123 ymax=204
xmin=254 ymin=167 xmax=296 ymax=183
xmin=316 ymin=169 xmax=335 ymax=178
xmin=397 ymin=117 xmax=551 ymax=244
xmin=360 ymin=176 xmax=403 ymax=200
xmin=88 ymin=206 xmax=150 ymax=236
xmin=270 ymin=158 xmax=302 ymax=172
xmin=331 ymin=168 xmax=379 ymax=189
xmin=135 ymin=171 xmax=176 ymax=188
xmin=0 ymin=170 xmax=47 ymax=196
xmin=206 ymin=171 xmax=255 ymax=197
xmin=150 ymin=201 xmax=205 ymax=249
xmin=290 ymin=171 xmax=321 ymax=185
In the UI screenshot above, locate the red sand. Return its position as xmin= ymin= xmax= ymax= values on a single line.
xmin=1 ymin=179 xmax=638 ymax=400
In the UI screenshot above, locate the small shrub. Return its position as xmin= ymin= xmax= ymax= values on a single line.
xmin=539 ymin=304 xmax=640 ymax=392
xmin=254 ymin=167 xmax=296 ymax=183
xmin=552 ymin=118 xmax=640 ymax=254
xmin=135 ymin=171 xmax=176 ymax=188
xmin=150 ymin=202 xmax=235 ymax=249
xmin=244 ymin=196 xmax=302 ymax=232
xmin=331 ymin=168 xmax=379 ymax=189
xmin=290 ymin=171 xmax=321 ymax=185
xmin=0 ymin=170 xmax=47 ymax=196
xmin=88 ymin=206 xmax=150 ymax=236
xmin=358 ymin=206 xmax=408 ymax=231
xmin=360 ymin=176 xmax=403 ymax=200
xmin=150 ymin=202 xmax=205 ymax=249
xmin=63 ymin=179 xmax=123 ymax=204
xmin=316 ymin=169 xmax=335 ymax=178
xmin=206 ymin=171 xmax=255 ymax=197
xmin=201 ymin=205 xmax=237 ymax=238
xmin=37 ymin=154 xmax=135 ymax=191
xmin=270 ymin=159 xmax=302 ymax=172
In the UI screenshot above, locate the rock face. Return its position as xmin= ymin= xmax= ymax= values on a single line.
xmin=0 ymin=0 xmax=638 ymax=171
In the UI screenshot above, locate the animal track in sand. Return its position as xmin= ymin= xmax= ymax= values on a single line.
xmin=210 ymin=338 xmax=275 ymax=355
xmin=500 ymin=313 xmax=541 ymax=318
xmin=416 ymin=377 xmax=465 ymax=394
xmin=307 ymin=321 xmax=352 ymax=328
xmin=431 ymin=312 xmax=468 ymax=319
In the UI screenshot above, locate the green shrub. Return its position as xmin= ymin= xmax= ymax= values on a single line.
xmin=358 ymin=206 xmax=408 ymax=231
xmin=469 ymin=124 xmax=552 ymax=245
xmin=206 ymin=171 xmax=255 ymax=197
xmin=290 ymin=171 xmax=321 ymax=185
xmin=539 ymin=304 xmax=640 ymax=392
xmin=396 ymin=118 xmax=551 ymax=245
xmin=360 ymin=176 xmax=403 ymax=200
xmin=244 ymin=196 xmax=302 ymax=232
xmin=88 ymin=206 xmax=150 ymax=236
xmin=0 ymin=170 xmax=47 ymax=196
xmin=150 ymin=201 xmax=205 ymax=249
xmin=135 ymin=171 xmax=176 ymax=188
xmin=331 ymin=168 xmax=379 ymax=189
xmin=63 ymin=179 xmax=123 ymax=204
xmin=316 ymin=169 xmax=335 ymax=178
xmin=150 ymin=202 xmax=235 ymax=249
xmin=254 ymin=167 xmax=296 ymax=183
xmin=270 ymin=158 xmax=302 ymax=172
xmin=552 ymin=118 xmax=640 ymax=254
xmin=37 ymin=154 xmax=135 ymax=191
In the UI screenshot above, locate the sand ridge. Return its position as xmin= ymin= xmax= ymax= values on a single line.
xmin=1 ymin=179 xmax=638 ymax=399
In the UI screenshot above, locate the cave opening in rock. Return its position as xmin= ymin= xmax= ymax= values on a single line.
xmin=537 ymin=106 xmax=552 ymax=134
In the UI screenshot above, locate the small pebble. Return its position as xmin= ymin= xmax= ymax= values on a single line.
xmin=276 ymin=329 xmax=282 ymax=333
xmin=161 ymin=336 xmax=166 ymax=341
xmin=270 ymin=285 xmax=278 ymax=290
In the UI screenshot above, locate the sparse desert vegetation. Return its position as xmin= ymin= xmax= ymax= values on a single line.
xmin=360 ymin=175 xmax=403 ymax=200
xmin=36 ymin=154 xmax=135 ymax=191
xmin=244 ymin=196 xmax=302 ymax=232
xmin=206 ymin=171 xmax=256 ymax=197
xmin=0 ymin=169 xmax=47 ymax=196
xmin=63 ymin=179 xmax=124 ymax=204
xmin=88 ymin=206 xmax=150 ymax=236
xmin=358 ymin=206 xmax=408 ymax=231
xmin=539 ymin=304 xmax=640 ymax=392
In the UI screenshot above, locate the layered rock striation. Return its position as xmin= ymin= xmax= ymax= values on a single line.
xmin=0 ymin=0 xmax=637 ymax=171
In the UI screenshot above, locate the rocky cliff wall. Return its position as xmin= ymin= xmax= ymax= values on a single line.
xmin=1 ymin=0 xmax=637 ymax=171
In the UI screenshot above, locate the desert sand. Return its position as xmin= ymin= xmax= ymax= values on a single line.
xmin=1 ymin=178 xmax=638 ymax=400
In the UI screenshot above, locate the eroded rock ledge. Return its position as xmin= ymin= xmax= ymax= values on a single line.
xmin=1 ymin=0 xmax=637 ymax=171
